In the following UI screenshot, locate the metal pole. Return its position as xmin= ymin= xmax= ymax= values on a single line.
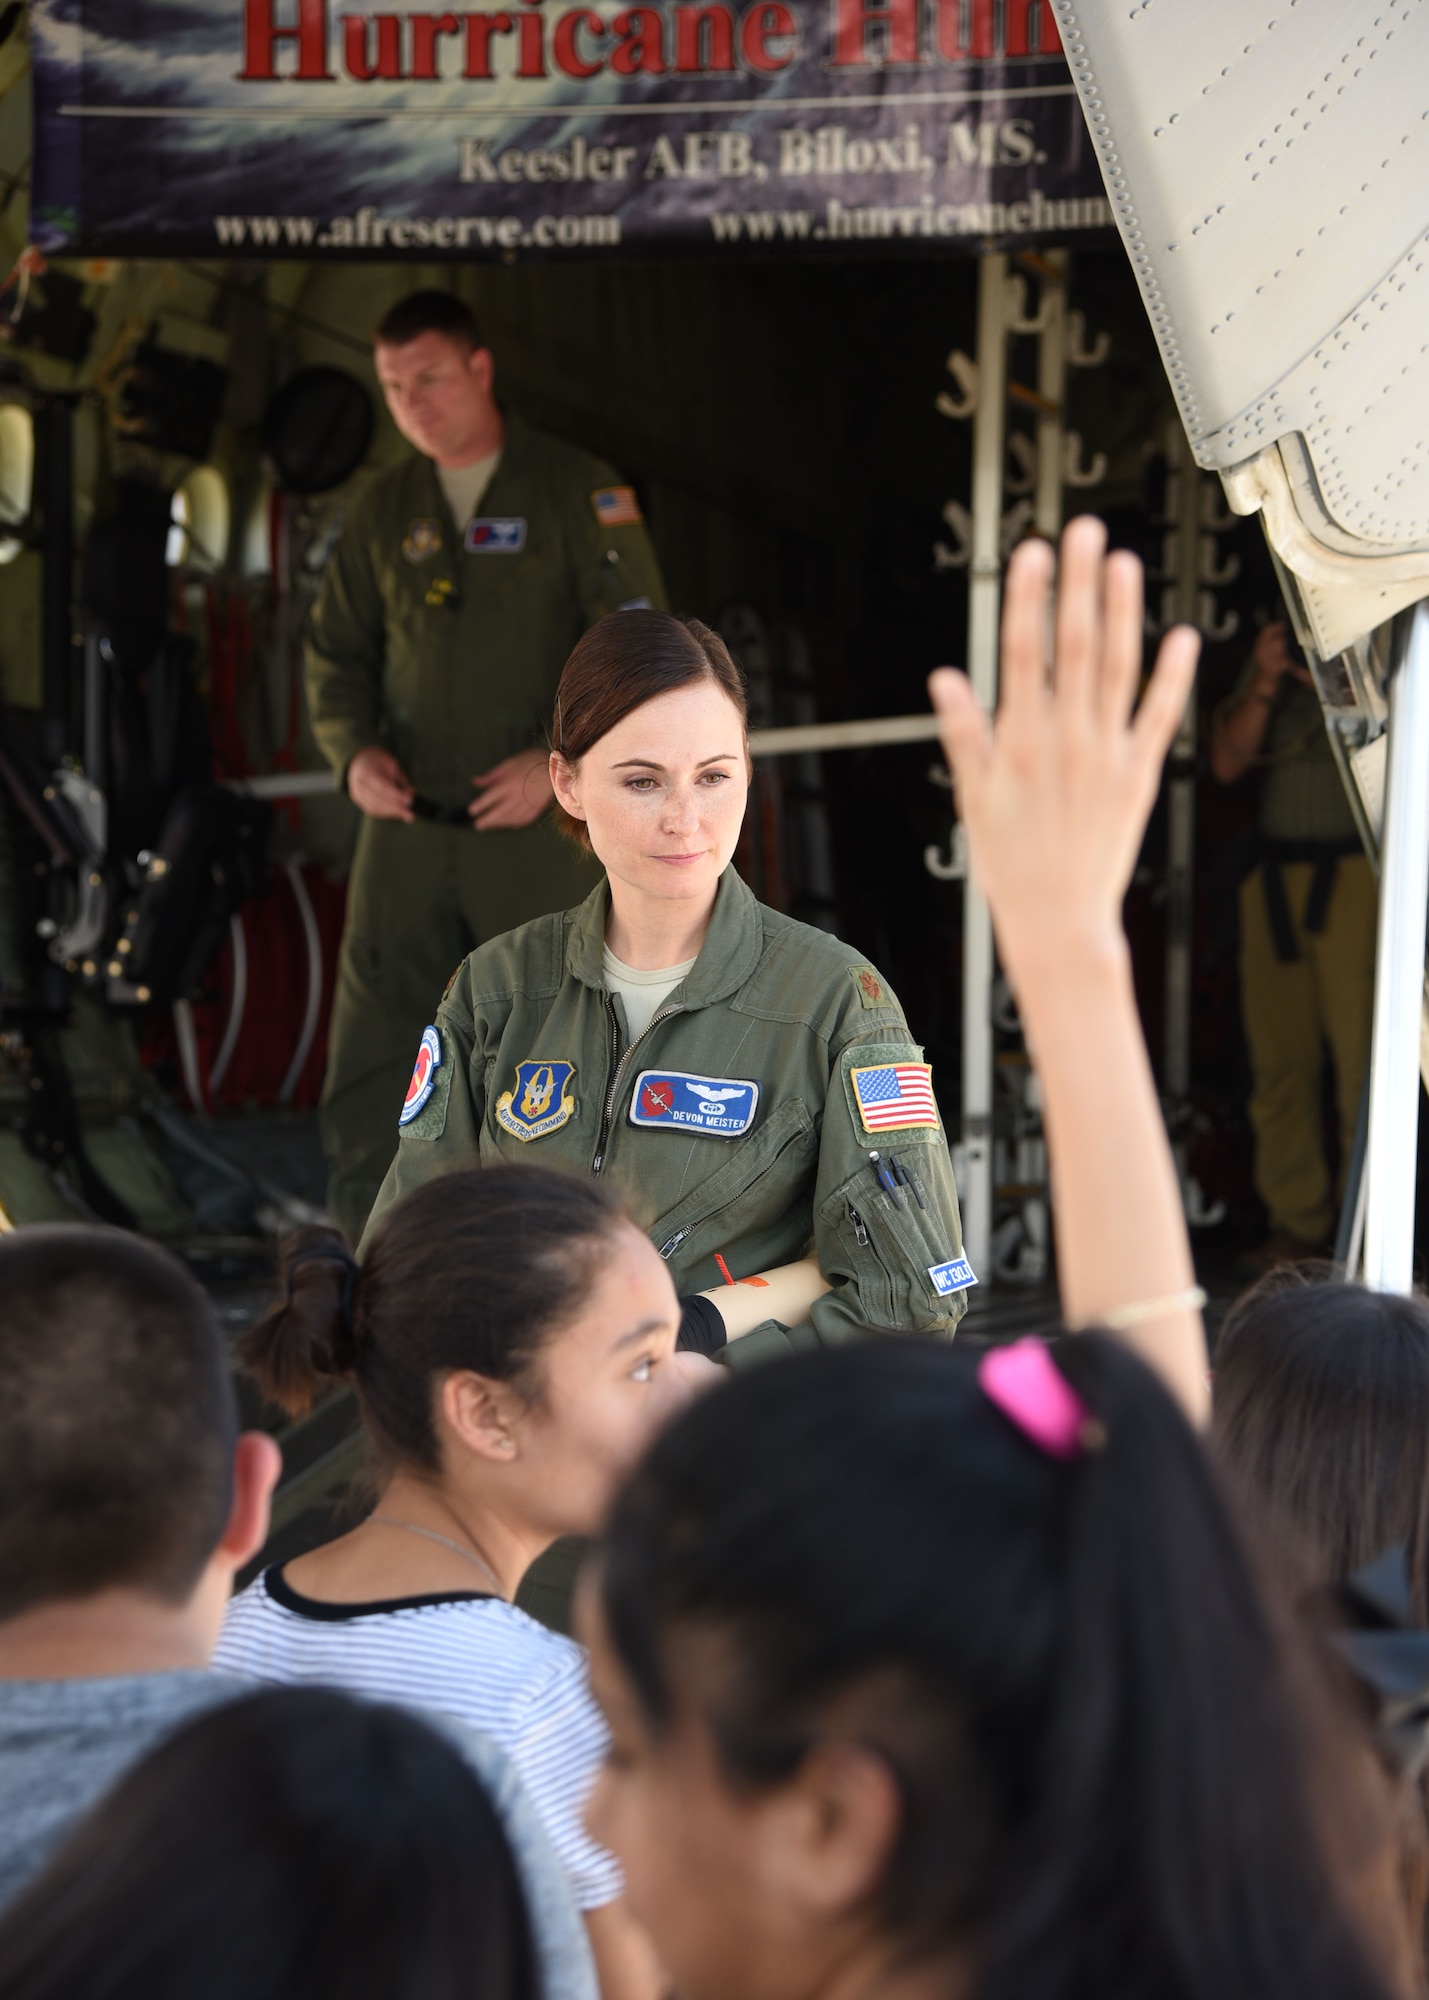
xmin=1363 ymin=598 xmax=1429 ymax=1293
xmin=34 ymin=398 xmax=75 ymax=768
xmin=959 ymin=253 xmax=1008 ymax=1284
xmin=1033 ymin=252 xmax=1066 ymax=541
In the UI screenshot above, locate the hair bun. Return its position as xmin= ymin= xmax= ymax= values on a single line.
xmin=237 ymin=1228 xmax=361 ymax=1417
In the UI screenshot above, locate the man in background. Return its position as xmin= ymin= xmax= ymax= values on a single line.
xmin=1211 ymin=618 xmax=1375 ymax=1266
xmin=307 ymin=290 xmax=667 ymax=1242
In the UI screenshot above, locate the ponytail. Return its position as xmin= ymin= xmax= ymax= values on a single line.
xmin=241 ymin=1167 xmax=631 ymax=1470
xmin=239 ymin=1230 xmax=359 ymax=1418
xmin=599 ymin=1337 xmax=1404 ymax=2000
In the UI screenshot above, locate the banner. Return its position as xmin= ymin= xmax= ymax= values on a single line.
xmin=30 ymin=1 xmax=1112 ymax=260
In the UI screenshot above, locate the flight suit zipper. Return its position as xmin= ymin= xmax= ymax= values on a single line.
xmin=591 ymin=997 xmax=685 ymax=1174
xmin=658 ymin=1120 xmax=811 ymax=1260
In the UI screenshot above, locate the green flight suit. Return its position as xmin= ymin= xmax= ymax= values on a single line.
xmin=365 ymin=867 xmax=971 ymax=1360
xmin=306 ymin=412 xmax=667 ymax=1243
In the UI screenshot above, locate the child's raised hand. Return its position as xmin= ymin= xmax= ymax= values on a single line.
xmin=928 ymin=518 xmax=1199 ymax=989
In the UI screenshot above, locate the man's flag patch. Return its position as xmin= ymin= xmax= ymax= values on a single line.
xmin=591 ymin=486 xmax=643 ymax=527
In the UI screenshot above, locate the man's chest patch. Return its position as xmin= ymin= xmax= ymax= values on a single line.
xmin=402 ymin=518 xmax=442 ymax=563
xmin=465 ymin=517 xmax=527 ymax=554
xmin=628 ymin=1070 xmax=760 ymax=1137
xmin=496 ymin=1060 xmax=576 ymax=1141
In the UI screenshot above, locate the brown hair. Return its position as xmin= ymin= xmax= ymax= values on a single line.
xmin=239 ymin=1167 xmax=632 ymax=1472
xmin=0 ymin=1226 xmax=237 ymax=1619
xmin=1213 ymin=1263 xmax=1429 ymax=1973
xmin=1213 ymin=1264 xmax=1429 ymax=1615
xmin=550 ymin=610 xmax=748 ymax=849
xmin=373 ymin=289 xmax=483 ymax=354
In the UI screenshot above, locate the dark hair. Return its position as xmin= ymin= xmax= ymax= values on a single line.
xmin=0 ymin=1226 xmax=236 ymax=1620
xmin=1214 ymin=1266 xmax=1429 ymax=1616
xmin=373 ymin=289 xmax=484 ymax=354
xmin=600 ymin=1337 xmax=1403 ymax=2000
xmin=0 ymin=1688 xmax=536 ymax=2000
xmin=240 ymin=1166 xmax=632 ymax=1467
xmin=550 ymin=610 xmax=748 ymax=849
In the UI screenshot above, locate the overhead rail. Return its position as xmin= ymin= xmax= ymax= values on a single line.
xmin=228 ymin=713 xmax=950 ymax=800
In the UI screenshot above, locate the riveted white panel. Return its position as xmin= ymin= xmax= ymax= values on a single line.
xmin=1055 ymin=0 xmax=1429 ymax=559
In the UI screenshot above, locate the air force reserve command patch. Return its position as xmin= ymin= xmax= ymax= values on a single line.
xmin=928 ymin=1255 xmax=977 ymax=1296
xmin=465 ymin=517 xmax=527 ymax=554
xmin=402 ymin=519 xmax=442 ymax=563
xmin=496 ymin=1060 xmax=576 ymax=1141
xmin=628 ymin=1070 xmax=759 ymax=1136
xmin=399 ymin=1027 xmax=443 ymax=1126
xmin=849 ymin=1061 xmax=939 ymax=1133
xmin=591 ymin=485 xmax=643 ymax=527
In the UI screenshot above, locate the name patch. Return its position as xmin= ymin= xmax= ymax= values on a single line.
xmin=402 ymin=518 xmax=442 ymax=564
xmin=496 ymin=1059 xmax=576 ymax=1141
xmin=628 ymin=1070 xmax=760 ymax=1137
xmin=928 ymin=1256 xmax=978 ymax=1296
xmin=465 ymin=517 xmax=527 ymax=554
xmin=399 ymin=1026 xmax=442 ymax=1126
xmin=591 ymin=485 xmax=643 ymax=527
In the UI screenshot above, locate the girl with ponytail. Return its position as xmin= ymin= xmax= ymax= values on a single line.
xmin=215 ymin=1164 xmax=692 ymax=2000
xmin=578 ymin=524 xmax=1411 ymax=2000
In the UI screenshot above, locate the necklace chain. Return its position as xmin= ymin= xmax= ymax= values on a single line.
xmin=368 ymin=1514 xmax=503 ymax=1594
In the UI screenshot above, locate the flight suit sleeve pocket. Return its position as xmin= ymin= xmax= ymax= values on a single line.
xmin=818 ymin=1170 xmax=966 ymax=1332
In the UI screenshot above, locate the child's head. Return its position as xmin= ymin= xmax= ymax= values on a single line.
xmin=1214 ymin=1266 xmax=1429 ymax=1613
xmin=0 ymin=1687 xmax=536 ymax=2000
xmin=585 ymin=1337 xmax=1401 ymax=2000
xmin=0 ymin=1227 xmax=268 ymax=1628
xmin=243 ymin=1166 xmax=680 ymax=1539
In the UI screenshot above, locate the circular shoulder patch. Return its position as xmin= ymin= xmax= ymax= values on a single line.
xmin=399 ymin=1026 xmax=443 ymax=1127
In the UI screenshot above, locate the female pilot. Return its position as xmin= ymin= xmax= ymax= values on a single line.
xmin=363 ymin=609 xmax=969 ymax=1364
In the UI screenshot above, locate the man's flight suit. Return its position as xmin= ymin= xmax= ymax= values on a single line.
xmin=1231 ymin=663 xmax=1375 ymax=1246
xmin=307 ymin=412 xmax=667 ymax=1242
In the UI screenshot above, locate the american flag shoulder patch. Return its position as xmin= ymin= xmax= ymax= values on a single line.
xmin=848 ymin=1059 xmax=940 ymax=1134
xmin=591 ymin=485 xmax=643 ymax=527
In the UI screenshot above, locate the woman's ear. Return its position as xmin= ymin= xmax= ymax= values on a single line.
xmin=550 ymin=752 xmax=587 ymax=823
xmin=762 ymin=1740 xmax=902 ymax=1922
xmin=441 ymin=1370 xmax=523 ymax=1463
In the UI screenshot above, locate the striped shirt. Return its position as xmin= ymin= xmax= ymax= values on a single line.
xmin=214 ymin=1569 xmax=621 ymax=1911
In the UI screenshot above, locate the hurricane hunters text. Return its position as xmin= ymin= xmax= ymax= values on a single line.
xmin=239 ymin=0 xmax=1065 ymax=83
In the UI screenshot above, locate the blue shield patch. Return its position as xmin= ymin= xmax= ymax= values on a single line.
xmin=928 ymin=1255 xmax=978 ymax=1296
xmin=465 ymin=517 xmax=527 ymax=554
xmin=399 ymin=1026 xmax=442 ymax=1127
xmin=495 ymin=1060 xmax=576 ymax=1142
xmin=628 ymin=1070 xmax=760 ymax=1138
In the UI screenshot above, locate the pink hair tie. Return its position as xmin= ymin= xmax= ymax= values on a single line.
xmin=978 ymin=1338 xmax=1103 ymax=1461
